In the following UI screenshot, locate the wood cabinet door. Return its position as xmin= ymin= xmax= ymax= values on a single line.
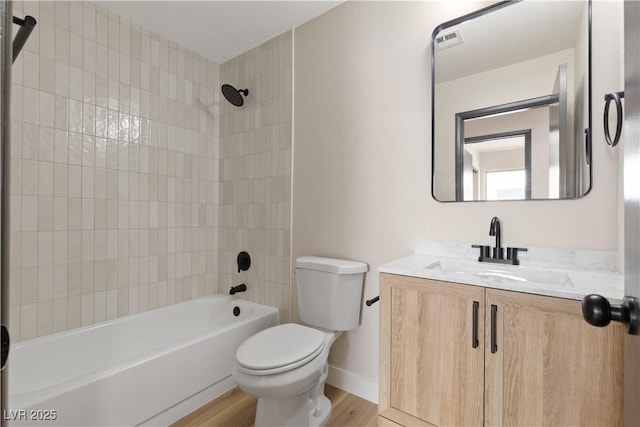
xmin=485 ymin=289 xmax=624 ymax=426
xmin=380 ymin=274 xmax=485 ymax=426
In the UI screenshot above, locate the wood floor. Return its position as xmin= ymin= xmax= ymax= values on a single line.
xmin=171 ymin=384 xmax=378 ymax=427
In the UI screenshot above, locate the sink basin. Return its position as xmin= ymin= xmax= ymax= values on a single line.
xmin=425 ymin=259 xmax=572 ymax=287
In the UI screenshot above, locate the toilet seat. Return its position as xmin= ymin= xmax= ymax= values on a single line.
xmin=236 ymin=323 xmax=326 ymax=376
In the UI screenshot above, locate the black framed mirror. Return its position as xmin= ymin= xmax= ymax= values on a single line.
xmin=431 ymin=0 xmax=592 ymax=202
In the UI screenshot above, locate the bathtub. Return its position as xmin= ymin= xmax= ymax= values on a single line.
xmin=7 ymin=295 xmax=278 ymax=426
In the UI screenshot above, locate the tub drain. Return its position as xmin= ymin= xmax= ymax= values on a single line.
xmin=233 ymin=306 xmax=241 ymax=317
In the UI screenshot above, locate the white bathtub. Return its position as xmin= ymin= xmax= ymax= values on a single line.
xmin=7 ymin=295 xmax=278 ymax=426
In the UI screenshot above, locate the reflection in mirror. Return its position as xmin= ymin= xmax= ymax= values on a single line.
xmin=463 ymin=130 xmax=531 ymax=201
xmin=431 ymin=0 xmax=591 ymax=202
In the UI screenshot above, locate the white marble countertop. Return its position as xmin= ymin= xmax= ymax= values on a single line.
xmin=379 ymin=242 xmax=624 ymax=302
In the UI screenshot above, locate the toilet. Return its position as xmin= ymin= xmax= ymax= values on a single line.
xmin=232 ymin=256 xmax=368 ymax=427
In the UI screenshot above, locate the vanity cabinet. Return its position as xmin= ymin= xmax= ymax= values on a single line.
xmin=379 ymin=273 xmax=624 ymax=427
xmin=380 ymin=274 xmax=485 ymax=426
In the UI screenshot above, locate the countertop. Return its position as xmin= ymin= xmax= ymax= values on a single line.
xmin=379 ymin=244 xmax=624 ymax=302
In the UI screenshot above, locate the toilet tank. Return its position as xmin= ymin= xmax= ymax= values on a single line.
xmin=295 ymin=256 xmax=368 ymax=331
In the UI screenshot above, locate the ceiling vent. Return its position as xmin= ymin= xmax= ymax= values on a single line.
xmin=435 ymin=28 xmax=463 ymax=51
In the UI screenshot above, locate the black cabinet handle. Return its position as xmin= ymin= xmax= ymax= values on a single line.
xmin=491 ymin=304 xmax=498 ymax=353
xmin=472 ymin=301 xmax=479 ymax=348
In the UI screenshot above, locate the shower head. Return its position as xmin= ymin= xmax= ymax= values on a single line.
xmin=221 ymin=84 xmax=249 ymax=107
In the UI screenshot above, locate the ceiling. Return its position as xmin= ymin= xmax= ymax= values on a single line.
xmin=435 ymin=1 xmax=587 ymax=83
xmin=97 ymin=1 xmax=343 ymax=64
xmin=465 ymin=136 xmax=524 ymax=157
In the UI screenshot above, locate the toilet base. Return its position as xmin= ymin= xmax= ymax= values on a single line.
xmin=255 ymin=393 xmax=331 ymax=427
xmin=254 ymin=365 xmax=332 ymax=427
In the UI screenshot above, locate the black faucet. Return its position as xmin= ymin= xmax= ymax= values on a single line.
xmin=472 ymin=216 xmax=527 ymax=265
xmin=229 ymin=283 xmax=247 ymax=295
xmin=489 ymin=216 xmax=502 ymax=259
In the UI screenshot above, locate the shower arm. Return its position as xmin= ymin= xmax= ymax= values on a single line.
xmin=12 ymin=15 xmax=36 ymax=64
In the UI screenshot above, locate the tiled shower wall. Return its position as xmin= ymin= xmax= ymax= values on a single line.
xmin=9 ymin=1 xmax=221 ymax=341
xmin=218 ymin=32 xmax=293 ymax=323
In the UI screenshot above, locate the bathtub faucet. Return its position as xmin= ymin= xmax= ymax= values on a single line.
xmin=229 ymin=283 xmax=247 ymax=295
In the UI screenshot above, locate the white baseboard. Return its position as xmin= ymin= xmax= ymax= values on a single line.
xmin=326 ymin=365 xmax=378 ymax=404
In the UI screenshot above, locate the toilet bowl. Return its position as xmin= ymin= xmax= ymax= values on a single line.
xmin=232 ymin=323 xmax=341 ymax=426
xmin=232 ymin=256 xmax=368 ymax=427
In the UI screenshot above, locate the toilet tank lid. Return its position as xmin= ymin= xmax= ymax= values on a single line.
xmin=295 ymin=256 xmax=368 ymax=274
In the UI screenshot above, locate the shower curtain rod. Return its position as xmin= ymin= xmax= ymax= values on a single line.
xmin=12 ymin=15 xmax=36 ymax=64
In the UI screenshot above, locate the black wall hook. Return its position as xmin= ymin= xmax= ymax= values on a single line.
xmin=604 ymin=91 xmax=624 ymax=147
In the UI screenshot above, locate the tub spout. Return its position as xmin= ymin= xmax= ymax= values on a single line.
xmin=229 ymin=283 xmax=247 ymax=295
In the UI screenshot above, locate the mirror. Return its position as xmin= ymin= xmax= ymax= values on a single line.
xmin=431 ymin=0 xmax=592 ymax=202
